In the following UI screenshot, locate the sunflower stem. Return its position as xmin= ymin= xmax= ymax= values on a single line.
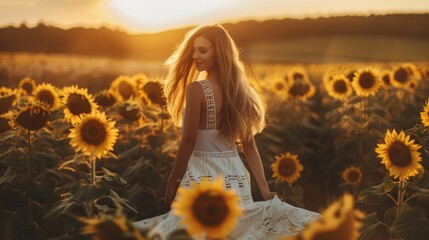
xmin=27 ymin=129 xmax=33 ymax=223
xmin=396 ymin=180 xmax=405 ymax=217
xmin=89 ymin=156 xmax=96 ymax=218
xmin=158 ymin=107 xmax=164 ymax=164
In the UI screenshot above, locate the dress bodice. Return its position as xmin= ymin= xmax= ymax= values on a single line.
xmin=182 ymin=80 xmax=236 ymax=152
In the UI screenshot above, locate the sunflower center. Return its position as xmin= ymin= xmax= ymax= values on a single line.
xmin=346 ymin=71 xmax=355 ymax=82
xmin=144 ymin=82 xmax=165 ymax=106
xmin=67 ymin=93 xmax=91 ymax=115
xmin=388 ymin=141 xmax=412 ymax=167
xmin=275 ymin=82 xmax=285 ymax=91
xmin=15 ymin=107 xmax=50 ymax=131
xmin=0 ymin=95 xmax=16 ymax=114
xmin=22 ymin=82 xmax=34 ymax=94
xmin=118 ymin=82 xmax=134 ymax=100
xmin=346 ymin=171 xmax=360 ymax=183
xmin=394 ymin=68 xmax=409 ymax=83
xmin=192 ymin=191 xmax=228 ymax=227
xmin=293 ymin=73 xmax=304 ymax=81
xmin=333 ymin=80 xmax=347 ymax=93
xmin=81 ymin=119 xmax=107 ymax=146
xmin=289 ymin=83 xmax=309 ymax=97
xmin=358 ymin=72 xmax=375 ymax=89
xmin=95 ymin=93 xmax=116 ymax=108
xmin=37 ymin=90 xmax=55 ymax=107
xmin=278 ymin=158 xmax=297 ymax=177
xmin=382 ymin=74 xmax=390 ymax=85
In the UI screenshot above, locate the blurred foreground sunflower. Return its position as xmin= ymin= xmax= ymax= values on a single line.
xmin=282 ymin=193 xmax=364 ymax=240
xmin=0 ymin=86 xmax=17 ymax=115
xmin=421 ymin=99 xmax=429 ymax=127
xmin=380 ymin=69 xmax=392 ymax=86
xmin=271 ymin=152 xmax=304 ymax=186
xmin=69 ymin=111 xmax=118 ymax=159
xmin=172 ymin=177 xmax=242 ymax=239
xmin=375 ymin=129 xmax=423 ymax=181
xmin=19 ymin=77 xmax=36 ymax=95
xmin=325 ymin=74 xmax=352 ymax=100
xmin=351 ymin=66 xmax=382 ymax=97
xmin=15 ymin=100 xmax=50 ymax=131
xmin=80 ymin=214 xmax=146 ymax=240
xmin=342 ymin=166 xmax=362 ymax=186
xmin=33 ymin=83 xmax=61 ymax=111
xmin=62 ymin=85 xmax=99 ymax=125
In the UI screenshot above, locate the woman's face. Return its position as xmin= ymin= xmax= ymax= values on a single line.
xmin=192 ymin=36 xmax=216 ymax=73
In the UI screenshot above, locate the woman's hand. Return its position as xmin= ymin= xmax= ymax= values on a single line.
xmin=165 ymin=176 xmax=181 ymax=205
xmin=261 ymin=190 xmax=278 ymax=201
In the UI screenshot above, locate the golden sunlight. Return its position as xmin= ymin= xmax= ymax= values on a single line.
xmin=108 ymin=0 xmax=231 ymax=33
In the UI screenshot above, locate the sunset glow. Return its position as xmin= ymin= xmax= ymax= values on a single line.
xmin=0 ymin=0 xmax=428 ymax=33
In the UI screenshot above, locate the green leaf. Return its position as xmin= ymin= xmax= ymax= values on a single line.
xmin=71 ymin=179 xmax=109 ymax=202
xmin=359 ymin=212 xmax=388 ymax=240
xmin=392 ymin=207 xmax=429 ymax=240
xmin=357 ymin=183 xmax=388 ymax=205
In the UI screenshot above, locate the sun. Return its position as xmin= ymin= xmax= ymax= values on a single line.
xmin=108 ymin=0 xmax=231 ymax=33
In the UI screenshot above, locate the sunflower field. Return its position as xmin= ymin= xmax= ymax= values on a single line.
xmin=0 ymin=53 xmax=429 ymax=240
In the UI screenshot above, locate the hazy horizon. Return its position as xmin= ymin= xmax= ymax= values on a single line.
xmin=0 ymin=0 xmax=428 ymax=34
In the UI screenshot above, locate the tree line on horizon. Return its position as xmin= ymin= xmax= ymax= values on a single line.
xmin=0 ymin=13 xmax=428 ymax=60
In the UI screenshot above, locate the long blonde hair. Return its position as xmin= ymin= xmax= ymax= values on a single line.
xmin=164 ymin=24 xmax=265 ymax=141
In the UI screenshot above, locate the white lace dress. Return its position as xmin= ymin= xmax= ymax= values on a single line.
xmin=133 ymin=80 xmax=319 ymax=239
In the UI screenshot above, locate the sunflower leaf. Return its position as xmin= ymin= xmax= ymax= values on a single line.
xmin=359 ymin=212 xmax=389 ymax=240
xmin=357 ymin=183 xmax=387 ymax=204
xmin=392 ymin=207 xmax=429 ymax=240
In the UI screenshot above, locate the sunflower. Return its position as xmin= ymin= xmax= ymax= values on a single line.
xmin=390 ymin=63 xmax=422 ymax=89
xmin=80 ymin=214 xmax=147 ymax=240
xmin=325 ymin=74 xmax=353 ymax=101
xmin=117 ymin=98 xmax=142 ymax=122
xmin=33 ymin=82 xmax=61 ymax=111
xmin=0 ymin=86 xmax=17 ymax=115
xmin=62 ymin=85 xmax=99 ymax=125
xmin=342 ymin=166 xmax=362 ymax=186
xmin=15 ymin=100 xmax=50 ymax=131
xmin=271 ymin=152 xmax=304 ymax=186
xmin=288 ymin=193 xmax=364 ymax=240
xmin=287 ymin=66 xmax=310 ymax=83
xmin=287 ymin=80 xmax=316 ymax=101
xmin=270 ymin=78 xmax=289 ymax=99
xmin=69 ymin=111 xmax=118 ymax=159
xmin=172 ymin=177 xmax=242 ymax=239
xmin=132 ymin=73 xmax=149 ymax=87
xmin=351 ymin=66 xmax=382 ymax=97
xmin=19 ymin=77 xmax=36 ymax=95
xmin=110 ymin=75 xmax=139 ymax=102
xmin=375 ymin=129 xmax=423 ymax=181
xmin=421 ymin=100 xmax=429 ymax=127
xmin=139 ymin=80 xmax=166 ymax=107
xmin=380 ymin=70 xmax=392 ymax=86
xmin=94 ymin=89 xmax=119 ymax=109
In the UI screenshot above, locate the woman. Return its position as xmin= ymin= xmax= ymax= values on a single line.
xmin=134 ymin=24 xmax=319 ymax=239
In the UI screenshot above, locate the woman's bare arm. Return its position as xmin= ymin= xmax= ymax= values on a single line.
xmin=241 ymin=136 xmax=277 ymax=200
xmin=165 ymin=82 xmax=202 ymax=203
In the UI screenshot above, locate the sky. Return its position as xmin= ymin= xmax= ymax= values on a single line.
xmin=0 ymin=0 xmax=428 ymax=34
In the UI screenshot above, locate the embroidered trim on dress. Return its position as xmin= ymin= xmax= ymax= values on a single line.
xmin=192 ymin=150 xmax=239 ymax=158
xmin=198 ymin=80 xmax=216 ymax=130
